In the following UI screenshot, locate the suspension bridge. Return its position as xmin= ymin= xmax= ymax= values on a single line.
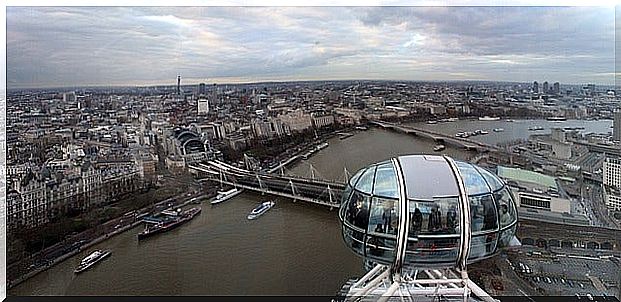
xmin=188 ymin=158 xmax=352 ymax=210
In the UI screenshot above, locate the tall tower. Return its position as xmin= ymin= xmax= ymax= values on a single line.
xmin=543 ymin=81 xmax=549 ymax=94
xmin=533 ymin=81 xmax=539 ymax=93
xmin=614 ymin=110 xmax=621 ymax=141
xmin=177 ymin=75 xmax=181 ymax=95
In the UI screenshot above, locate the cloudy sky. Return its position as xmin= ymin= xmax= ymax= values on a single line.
xmin=6 ymin=6 xmax=617 ymax=88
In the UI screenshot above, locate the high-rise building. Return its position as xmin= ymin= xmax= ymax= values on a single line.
xmin=211 ymin=83 xmax=218 ymax=105
xmin=177 ymin=75 xmax=181 ymax=95
xmin=603 ymin=156 xmax=621 ymax=210
xmin=614 ymin=110 xmax=621 ymax=141
xmin=197 ymin=99 xmax=209 ymax=115
xmin=533 ymin=81 xmax=539 ymax=93
xmin=604 ymin=156 xmax=621 ymax=189
xmin=553 ymin=82 xmax=560 ymax=94
xmin=543 ymin=81 xmax=549 ymax=93
xmin=63 ymin=91 xmax=76 ymax=103
xmin=198 ymin=83 xmax=206 ymax=95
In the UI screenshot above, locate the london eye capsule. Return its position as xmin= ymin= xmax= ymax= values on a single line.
xmin=339 ymin=154 xmax=518 ymax=271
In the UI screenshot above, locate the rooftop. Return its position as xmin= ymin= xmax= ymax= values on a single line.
xmin=497 ymin=166 xmax=557 ymax=190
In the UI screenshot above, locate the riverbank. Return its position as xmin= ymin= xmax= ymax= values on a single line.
xmin=7 ymin=187 xmax=217 ymax=289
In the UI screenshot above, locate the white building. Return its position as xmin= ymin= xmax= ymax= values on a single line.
xmin=603 ymin=156 xmax=621 ymax=189
xmin=197 ymin=99 xmax=209 ymax=115
xmin=278 ymin=110 xmax=313 ymax=132
xmin=603 ymin=156 xmax=621 ymax=211
xmin=311 ymin=113 xmax=335 ymax=128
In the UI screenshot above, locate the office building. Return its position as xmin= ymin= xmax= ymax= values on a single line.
xmin=63 ymin=92 xmax=76 ymax=103
xmin=198 ymin=83 xmax=206 ymax=95
xmin=197 ymin=99 xmax=209 ymax=115
xmin=614 ymin=110 xmax=621 ymax=141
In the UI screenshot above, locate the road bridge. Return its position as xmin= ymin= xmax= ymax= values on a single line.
xmin=370 ymin=120 xmax=501 ymax=152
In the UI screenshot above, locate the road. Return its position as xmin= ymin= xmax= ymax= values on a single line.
xmin=581 ymin=179 xmax=621 ymax=228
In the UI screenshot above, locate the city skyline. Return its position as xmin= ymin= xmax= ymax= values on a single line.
xmin=7 ymin=6 xmax=616 ymax=88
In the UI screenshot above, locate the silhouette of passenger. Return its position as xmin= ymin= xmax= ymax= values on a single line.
xmin=446 ymin=205 xmax=457 ymax=232
xmin=412 ymin=208 xmax=423 ymax=234
xmin=375 ymin=223 xmax=384 ymax=233
xmin=483 ymin=201 xmax=496 ymax=230
xmin=382 ymin=207 xmax=392 ymax=233
xmin=428 ymin=206 xmax=442 ymax=231
xmin=499 ymin=204 xmax=511 ymax=226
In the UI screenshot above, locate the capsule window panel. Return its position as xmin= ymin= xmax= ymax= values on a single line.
xmin=372 ymin=163 xmax=399 ymax=199
xmin=409 ymin=197 xmax=460 ymax=236
xmin=470 ymin=194 xmax=498 ymax=232
xmin=365 ymin=235 xmax=396 ymax=263
xmin=406 ymin=237 xmax=460 ymax=265
xmin=498 ymin=224 xmax=517 ymax=248
xmin=475 ymin=166 xmax=505 ymax=192
xmin=355 ymin=166 xmax=377 ymax=194
xmin=346 ymin=190 xmax=371 ymax=230
xmin=348 ymin=167 xmax=367 ymax=188
xmin=368 ymin=197 xmax=399 ymax=236
xmin=341 ymin=185 xmax=353 ymax=205
xmin=468 ymin=233 xmax=498 ymax=261
xmin=494 ymin=188 xmax=517 ymax=228
xmin=456 ymin=161 xmax=490 ymax=195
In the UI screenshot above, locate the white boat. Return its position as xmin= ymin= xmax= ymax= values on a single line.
xmin=427 ymin=120 xmax=438 ymax=124
xmin=479 ymin=116 xmax=501 ymax=121
xmin=479 ymin=130 xmax=489 ymax=135
xmin=74 ymin=250 xmax=111 ymax=273
xmin=211 ymin=188 xmax=242 ymax=205
xmin=247 ymin=201 xmax=275 ymax=220
xmin=433 ymin=144 xmax=446 ymax=152
xmin=493 ymin=128 xmax=504 ymax=132
xmin=316 ymin=142 xmax=329 ymax=150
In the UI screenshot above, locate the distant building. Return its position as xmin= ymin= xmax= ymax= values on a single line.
xmin=63 ymin=91 xmax=76 ymax=103
xmin=278 ymin=110 xmax=313 ymax=132
xmin=7 ymin=162 xmax=142 ymax=230
xmin=251 ymin=118 xmax=290 ymax=139
xmin=497 ymin=166 xmax=571 ymax=214
xmin=197 ymin=99 xmax=209 ymax=115
xmin=533 ymin=81 xmax=539 ymax=93
xmin=197 ymin=83 xmax=206 ymax=95
xmin=603 ymin=156 xmax=621 ymax=211
xmin=603 ymin=156 xmax=621 ymax=189
xmin=177 ymin=75 xmax=181 ymax=95
xmin=551 ymin=128 xmax=567 ymax=143
xmin=542 ymin=81 xmax=549 ymax=94
xmin=553 ymin=82 xmax=560 ymax=94
xmin=614 ymin=110 xmax=621 ymax=141
xmin=311 ymin=113 xmax=335 ymax=128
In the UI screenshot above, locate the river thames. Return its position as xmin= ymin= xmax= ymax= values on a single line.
xmin=10 ymin=119 xmax=612 ymax=296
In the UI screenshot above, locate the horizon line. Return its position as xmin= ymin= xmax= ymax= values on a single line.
xmin=7 ymin=78 xmax=617 ymax=91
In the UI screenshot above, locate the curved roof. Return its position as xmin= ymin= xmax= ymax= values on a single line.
xmin=349 ymin=155 xmax=506 ymax=200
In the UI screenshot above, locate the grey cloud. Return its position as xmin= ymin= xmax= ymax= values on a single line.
xmin=6 ymin=6 xmax=616 ymax=88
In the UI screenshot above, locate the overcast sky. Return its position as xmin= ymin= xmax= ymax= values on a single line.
xmin=6 ymin=6 xmax=617 ymax=88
